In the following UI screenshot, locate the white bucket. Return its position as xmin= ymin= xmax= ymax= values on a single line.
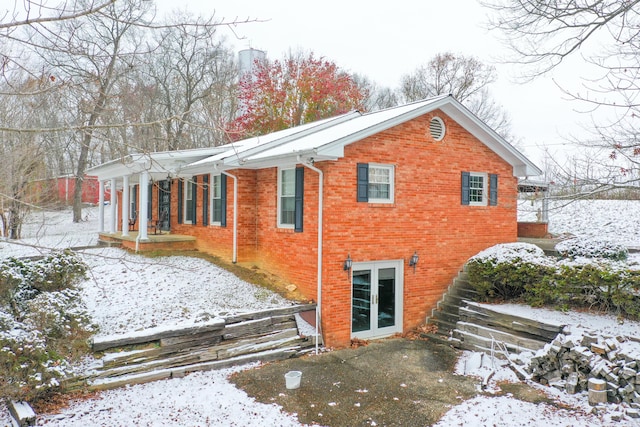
xmin=284 ymin=371 xmax=302 ymax=389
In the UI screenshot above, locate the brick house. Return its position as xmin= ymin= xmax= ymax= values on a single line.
xmin=89 ymin=95 xmax=541 ymax=348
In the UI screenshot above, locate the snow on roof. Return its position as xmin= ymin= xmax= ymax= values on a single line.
xmin=89 ymin=95 xmax=541 ymax=179
xmin=191 ymin=95 xmax=541 ymax=176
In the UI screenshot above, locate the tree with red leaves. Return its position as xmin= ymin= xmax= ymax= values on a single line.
xmin=230 ymin=51 xmax=368 ymax=138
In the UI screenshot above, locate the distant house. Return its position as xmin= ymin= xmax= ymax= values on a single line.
xmin=88 ymin=95 xmax=541 ymax=348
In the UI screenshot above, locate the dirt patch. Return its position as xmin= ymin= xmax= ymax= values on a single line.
xmin=231 ymin=339 xmax=478 ymax=426
xmin=140 ymin=250 xmax=308 ymax=302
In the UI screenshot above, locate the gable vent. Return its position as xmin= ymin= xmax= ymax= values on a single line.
xmin=429 ymin=116 xmax=446 ymax=141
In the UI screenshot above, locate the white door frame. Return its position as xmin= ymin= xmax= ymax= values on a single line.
xmin=351 ymin=259 xmax=404 ymax=340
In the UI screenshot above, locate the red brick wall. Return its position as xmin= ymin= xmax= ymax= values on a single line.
xmin=252 ymin=168 xmax=320 ymax=299
xmin=152 ymin=110 xmax=520 ymax=348
xmin=170 ymin=170 xmax=259 ymax=262
xmin=297 ymin=111 xmax=517 ymax=347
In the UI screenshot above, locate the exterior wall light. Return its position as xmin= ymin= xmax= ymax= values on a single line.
xmin=409 ymin=251 xmax=419 ymax=272
xmin=343 ymin=254 xmax=353 ymax=272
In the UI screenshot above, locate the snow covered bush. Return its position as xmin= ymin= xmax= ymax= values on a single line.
xmin=467 ymin=242 xmax=640 ymax=318
xmin=0 ymin=251 xmax=95 ymax=402
xmin=467 ymin=243 xmax=554 ymax=301
xmin=555 ymin=237 xmax=628 ymax=261
xmin=551 ymin=264 xmax=640 ymax=317
xmin=26 ymin=250 xmax=88 ymax=293
xmin=0 ymin=250 xmax=87 ymax=304
xmin=0 ymin=308 xmax=76 ymax=402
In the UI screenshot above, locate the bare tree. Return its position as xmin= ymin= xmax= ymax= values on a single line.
xmin=482 ymin=0 xmax=640 ymax=194
xmin=400 ymin=52 xmax=514 ymax=141
xmin=352 ymin=74 xmax=399 ymax=112
xmin=143 ymin=12 xmax=238 ymax=150
xmin=0 ymin=76 xmax=49 ymax=238
xmin=0 ymin=1 xmax=253 ymax=233
xmin=27 ymin=0 xmax=153 ymax=222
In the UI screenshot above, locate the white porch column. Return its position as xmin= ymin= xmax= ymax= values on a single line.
xmin=121 ymin=175 xmax=130 ymax=237
xmin=98 ymin=180 xmax=105 ymax=233
xmin=109 ymin=178 xmax=117 ymax=233
xmin=139 ymin=171 xmax=149 ymax=240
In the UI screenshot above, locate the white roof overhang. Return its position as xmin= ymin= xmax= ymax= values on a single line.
xmin=88 ymin=95 xmax=542 ymax=183
xmin=86 ymin=147 xmax=228 ymax=184
xmin=228 ymin=95 xmax=541 ymax=177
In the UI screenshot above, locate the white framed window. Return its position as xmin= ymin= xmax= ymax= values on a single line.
xmin=468 ymin=172 xmax=487 ymax=206
xmin=278 ymin=168 xmax=295 ymax=228
xmin=368 ymin=164 xmax=394 ymax=203
xmin=184 ymin=179 xmax=194 ymax=224
xmin=211 ymin=174 xmax=222 ymax=225
xmin=129 ymin=184 xmax=137 ymax=220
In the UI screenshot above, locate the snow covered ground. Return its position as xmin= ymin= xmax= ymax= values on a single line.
xmin=519 ymin=198 xmax=640 ymax=248
xmin=1 ymin=200 xmax=640 ymax=426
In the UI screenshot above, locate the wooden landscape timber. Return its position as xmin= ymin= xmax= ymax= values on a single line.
xmin=68 ymin=304 xmax=317 ymax=392
xmin=452 ymin=302 xmax=565 ymax=357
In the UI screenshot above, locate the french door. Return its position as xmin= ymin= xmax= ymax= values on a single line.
xmin=351 ymin=260 xmax=403 ymax=340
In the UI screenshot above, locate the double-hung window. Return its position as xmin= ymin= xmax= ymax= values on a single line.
xmin=182 ymin=178 xmax=197 ymax=224
xmin=129 ymin=184 xmax=138 ymax=220
xmin=277 ymin=167 xmax=304 ymax=231
xmin=469 ymin=173 xmax=486 ymax=205
xmin=462 ymin=171 xmax=498 ymax=206
xmin=357 ymin=163 xmax=395 ymax=204
xmin=278 ymin=168 xmax=296 ymax=227
xmin=211 ymin=174 xmax=224 ymax=225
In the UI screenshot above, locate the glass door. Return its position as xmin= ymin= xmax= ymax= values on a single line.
xmin=351 ymin=260 xmax=403 ymax=340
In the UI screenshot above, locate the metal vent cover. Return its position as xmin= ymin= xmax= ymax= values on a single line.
xmin=429 ymin=116 xmax=446 ymax=141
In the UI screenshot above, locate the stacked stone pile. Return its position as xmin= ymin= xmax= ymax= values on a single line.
xmin=528 ymin=327 xmax=640 ymax=417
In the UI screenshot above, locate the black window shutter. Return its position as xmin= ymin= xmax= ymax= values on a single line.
xmin=220 ymin=174 xmax=228 ymax=227
xmin=294 ymin=167 xmax=304 ymax=232
xmin=191 ymin=176 xmax=198 ymax=225
xmin=461 ymin=172 xmax=470 ymax=205
xmin=202 ymin=175 xmax=209 ymax=226
xmin=489 ymin=174 xmax=498 ymax=206
xmin=357 ymin=163 xmax=369 ymax=202
xmin=177 ymin=179 xmax=183 ymax=224
xmin=147 ymin=183 xmax=153 ymax=220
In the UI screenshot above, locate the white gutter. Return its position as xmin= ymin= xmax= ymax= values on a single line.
xmin=221 ymin=171 xmax=238 ymax=263
xmin=303 ymin=159 xmax=323 ymax=355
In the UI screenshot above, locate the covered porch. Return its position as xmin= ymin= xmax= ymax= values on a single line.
xmin=98 ymin=231 xmax=196 ymax=252
xmin=88 ymin=147 xmax=228 ymax=244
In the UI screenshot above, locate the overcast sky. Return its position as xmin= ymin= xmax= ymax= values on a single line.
xmin=155 ymin=0 xmax=597 ymax=170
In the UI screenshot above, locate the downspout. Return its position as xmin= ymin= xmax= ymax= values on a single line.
xmin=303 ymin=159 xmax=323 ymax=355
xmin=221 ymin=171 xmax=238 ymax=264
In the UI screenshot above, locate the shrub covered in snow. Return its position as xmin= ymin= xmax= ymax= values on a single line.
xmin=555 ymin=237 xmax=628 ymax=261
xmin=467 ymin=241 xmax=640 ymax=318
xmin=467 ymin=243 xmax=555 ymax=301
xmin=0 ymin=251 xmax=95 ymax=402
xmin=0 ymin=250 xmax=87 ymax=304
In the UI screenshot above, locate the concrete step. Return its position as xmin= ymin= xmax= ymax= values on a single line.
xmin=428 ymin=316 xmax=457 ymax=335
xmin=448 ymin=286 xmax=478 ymax=300
xmin=432 ymin=308 xmax=460 ymax=325
xmin=442 ymin=293 xmax=471 ymax=307
xmin=437 ymin=300 xmax=462 ymax=316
